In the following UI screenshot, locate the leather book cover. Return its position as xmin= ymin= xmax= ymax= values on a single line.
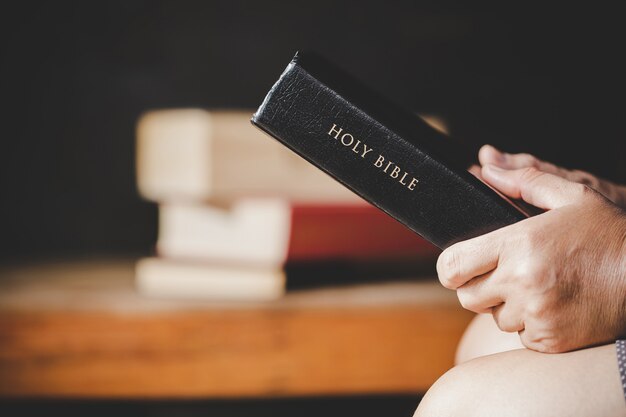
xmin=251 ymin=51 xmax=527 ymax=249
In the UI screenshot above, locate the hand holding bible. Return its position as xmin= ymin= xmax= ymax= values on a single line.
xmin=478 ymin=144 xmax=626 ymax=209
xmin=437 ymin=164 xmax=626 ymax=353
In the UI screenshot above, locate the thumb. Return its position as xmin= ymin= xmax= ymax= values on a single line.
xmin=482 ymin=165 xmax=587 ymax=210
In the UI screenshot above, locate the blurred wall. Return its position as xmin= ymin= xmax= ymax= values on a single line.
xmin=1 ymin=1 xmax=624 ymax=262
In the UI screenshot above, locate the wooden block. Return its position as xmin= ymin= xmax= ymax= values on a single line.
xmin=0 ymin=261 xmax=472 ymax=398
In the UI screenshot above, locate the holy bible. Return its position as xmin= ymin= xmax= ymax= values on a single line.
xmin=251 ymin=52 xmax=527 ymax=249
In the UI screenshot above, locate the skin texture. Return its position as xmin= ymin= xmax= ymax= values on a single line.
xmin=415 ymin=146 xmax=626 ymax=416
xmin=479 ymin=145 xmax=626 ymax=210
xmin=415 ymin=343 xmax=625 ymax=417
xmin=418 ymin=315 xmax=626 ymax=417
xmin=438 ymin=150 xmax=626 ymax=353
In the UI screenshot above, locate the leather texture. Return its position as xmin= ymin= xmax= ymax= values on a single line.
xmin=252 ymin=52 xmax=527 ymax=249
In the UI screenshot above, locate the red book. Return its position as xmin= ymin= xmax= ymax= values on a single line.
xmin=157 ymin=198 xmax=438 ymax=267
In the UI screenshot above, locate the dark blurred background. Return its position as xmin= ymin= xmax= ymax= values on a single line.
xmin=1 ymin=1 xmax=625 ymax=263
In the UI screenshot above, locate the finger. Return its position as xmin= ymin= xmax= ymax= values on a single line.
xmin=478 ymin=144 xmax=508 ymax=167
xmin=566 ymin=169 xmax=620 ymax=203
xmin=437 ymin=233 xmax=500 ymax=290
xmin=481 ymin=165 xmax=588 ymax=209
xmin=478 ymin=145 xmax=567 ymax=177
xmin=481 ymin=150 xmax=621 ymax=207
xmin=484 ymin=146 xmax=616 ymax=199
xmin=456 ymin=271 xmax=503 ymax=314
xmin=491 ymin=302 xmax=525 ymax=333
xmin=517 ymin=328 xmax=565 ymax=353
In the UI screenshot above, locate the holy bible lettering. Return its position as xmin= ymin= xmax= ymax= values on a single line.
xmin=327 ymin=123 xmax=419 ymax=191
xmin=252 ymin=51 xmax=528 ymax=248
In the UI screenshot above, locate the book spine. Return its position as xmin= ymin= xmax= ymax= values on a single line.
xmin=252 ymin=57 xmax=525 ymax=248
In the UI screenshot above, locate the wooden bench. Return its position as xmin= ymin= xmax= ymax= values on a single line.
xmin=0 ymin=260 xmax=472 ymax=398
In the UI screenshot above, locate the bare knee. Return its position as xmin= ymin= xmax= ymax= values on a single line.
xmin=416 ymin=345 xmax=622 ymax=417
xmin=416 ymin=351 xmax=541 ymax=417
xmin=413 ymin=364 xmax=469 ymax=417
xmin=417 ymin=314 xmax=526 ymax=417
xmin=414 ymin=357 xmax=496 ymax=417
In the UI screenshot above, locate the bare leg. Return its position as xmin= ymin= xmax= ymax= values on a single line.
xmin=415 ymin=343 xmax=625 ymax=417
xmin=455 ymin=313 xmax=523 ymax=364
xmin=417 ymin=315 xmax=625 ymax=416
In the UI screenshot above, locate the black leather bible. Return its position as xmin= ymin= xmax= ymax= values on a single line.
xmin=251 ymin=51 xmax=527 ymax=249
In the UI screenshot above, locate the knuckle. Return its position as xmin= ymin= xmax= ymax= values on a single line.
xmin=493 ymin=316 xmax=514 ymax=332
xmin=518 ymin=153 xmax=538 ymax=167
xmin=437 ymin=249 xmax=460 ymax=289
xmin=520 ymin=330 xmax=564 ymax=353
xmin=536 ymin=338 xmax=565 ymax=353
xmin=511 ymin=259 xmax=542 ymax=282
xmin=528 ymin=260 xmax=548 ymax=278
xmin=578 ymin=183 xmax=597 ymax=199
xmin=567 ymin=181 xmax=595 ymax=202
xmin=571 ymin=170 xmax=598 ymax=188
xmin=519 ymin=166 xmax=542 ymax=184
xmin=456 ymin=290 xmax=478 ymax=312
xmin=496 ymin=321 xmax=518 ymax=333
xmin=492 ymin=306 xmax=522 ymax=332
xmin=525 ymin=299 xmax=549 ymax=319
